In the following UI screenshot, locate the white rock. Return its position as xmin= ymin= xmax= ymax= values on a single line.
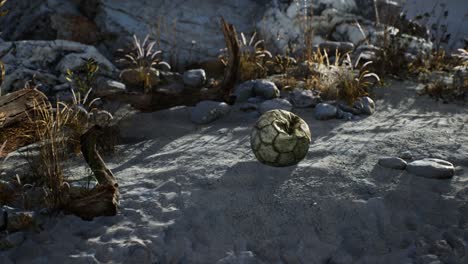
xmin=183 ymin=69 xmax=206 ymax=88
xmin=406 ymin=158 xmax=455 ymax=179
xmin=190 ymin=101 xmax=231 ymax=124
xmin=378 ymin=157 xmax=407 ymax=170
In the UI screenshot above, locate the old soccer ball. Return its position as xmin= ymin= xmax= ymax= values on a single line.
xmin=250 ymin=109 xmax=311 ymax=167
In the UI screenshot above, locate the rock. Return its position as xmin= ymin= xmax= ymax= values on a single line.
xmin=190 ymin=101 xmax=231 ymax=124
xmin=183 ymin=69 xmax=206 ymax=88
xmin=406 ymin=158 xmax=455 ymax=179
xmin=355 ymin=0 xmax=402 ymax=24
xmin=337 ymin=103 xmax=361 ymax=115
xmin=259 ymin=98 xmax=293 ymax=114
xmin=235 ymin=81 xmax=256 ymax=102
xmin=442 ymin=232 xmax=465 ymax=258
xmin=314 ymin=103 xmax=337 ymax=120
xmin=251 ymin=110 xmax=311 ymax=167
xmin=52 ymin=83 xmax=71 ymax=92
xmin=239 ymin=103 xmax=258 ymax=112
xmin=318 ymin=41 xmax=355 ymax=54
xmin=415 ymin=254 xmax=440 ymax=264
xmin=354 ymin=97 xmax=375 ymax=115
xmin=378 ymin=157 xmax=407 ymax=170
xmin=96 ymin=77 xmax=126 ymax=91
xmin=0 ymin=40 xmax=117 ymax=96
xmin=234 ymin=80 xmax=280 ymax=102
xmin=154 ymin=82 xmax=185 ymax=96
xmin=247 ymin=96 xmax=266 ymax=104
xmin=5 ymin=232 xmax=26 ymax=247
xmin=119 ymin=68 xmax=160 ymax=87
xmin=253 ymin=80 xmax=281 ymax=100
xmin=334 ymin=23 xmax=371 ymax=45
xmin=288 ymin=89 xmax=322 ymax=108
xmin=55 ymin=90 xmax=74 ymax=103
xmin=400 ymin=151 xmax=413 ymax=160
xmin=336 ymin=109 xmax=354 ymax=121
xmin=2 ymin=207 xmax=35 ymax=232
xmin=217 ymin=251 xmax=259 ymax=264
xmin=398 ymin=34 xmax=433 ymax=57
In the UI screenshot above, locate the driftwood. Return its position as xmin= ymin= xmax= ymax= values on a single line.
xmin=0 ymin=89 xmax=48 ymax=129
xmin=1 ymin=89 xmax=119 ymax=220
xmin=95 ymin=17 xmax=241 ymax=112
xmin=64 ymin=126 xmax=119 ymax=220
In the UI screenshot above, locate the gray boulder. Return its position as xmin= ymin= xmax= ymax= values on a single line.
xmin=378 ymin=157 xmax=407 ymax=170
xmin=314 ymin=103 xmax=337 ymax=120
xmin=288 ymin=89 xmax=321 ymax=108
xmin=235 ymin=80 xmax=280 ymax=102
xmin=406 ymin=158 xmax=455 ymax=179
xmin=400 ymin=151 xmax=413 ymax=160
xmin=336 ymin=109 xmax=354 ymax=121
xmin=354 ymin=97 xmax=376 ymax=115
xmin=0 ymin=40 xmax=117 ymax=96
xmin=258 ymin=98 xmax=293 ymax=114
xmin=95 ymin=77 xmax=126 ymax=95
xmin=183 ymin=69 xmax=206 ymax=88
xmin=253 ymin=80 xmax=280 ymax=99
xmin=190 ymin=101 xmax=231 ymax=124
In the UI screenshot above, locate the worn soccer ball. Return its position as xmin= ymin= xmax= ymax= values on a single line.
xmin=250 ymin=109 xmax=311 ymax=167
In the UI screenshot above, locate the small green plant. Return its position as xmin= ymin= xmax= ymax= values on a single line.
xmin=66 ymin=58 xmax=99 ymax=95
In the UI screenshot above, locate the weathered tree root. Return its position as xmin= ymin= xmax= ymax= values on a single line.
xmin=63 ymin=126 xmax=119 ymax=220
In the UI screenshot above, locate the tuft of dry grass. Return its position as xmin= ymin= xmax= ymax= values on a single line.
xmin=27 ymin=99 xmax=73 ymax=209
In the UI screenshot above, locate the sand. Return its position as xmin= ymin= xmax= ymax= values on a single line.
xmin=1 ymin=79 xmax=467 ymax=263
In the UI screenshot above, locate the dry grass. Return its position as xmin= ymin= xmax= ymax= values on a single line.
xmin=27 ymin=99 xmax=74 ymax=209
xmin=228 ymin=31 xmax=272 ymax=82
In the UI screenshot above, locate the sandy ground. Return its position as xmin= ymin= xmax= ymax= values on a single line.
xmin=1 ymin=80 xmax=468 ymax=264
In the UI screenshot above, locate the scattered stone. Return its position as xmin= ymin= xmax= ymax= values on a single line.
xmin=183 ymin=69 xmax=206 ymax=87
xmin=247 ymin=96 xmax=266 ymax=104
xmin=52 ymin=83 xmax=71 ymax=92
xmin=5 ymin=232 xmax=26 ymax=247
xmin=314 ymin=103 xmax=337 ymax=120
xmin=378 ymin=157 xmax=407 ymax=170
xmin=251 ymin=110 xmax=311 ymax=167
xmin=253 ymin=80 xmax=280 ymax=99
xmin=288 ymin=89 xmax=321 ymax=108
xmin=154 ymin=82 xmax=185 ymax=96
xmin=259 ymin=98 xmax=293 ymax=114
xmin=234 ymin=80 xmax=280 ymax=102
xmin=239 ymin=103 xmax=258 ymax=112
xmin=400 ymin=151 xmax=413 ymax=160
xmin=415 ymin=254 xmax=440 ymax=264
xmin=406 ymin=158 xmax=455 ymax=179
xmin=336 ymin=109 xmax=354 ymax=121
xmin=119 ymin=68 xmax=160 ymax=87
xmin=190 ymin=100 xmax=231 ymax=124
xmin=337 ymin=103 xmax=361 ymax=115
xmin=354 ymin=97 xmax=375 ymax=115
xmin=95 ymin=77 xmax=126 ymax=94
